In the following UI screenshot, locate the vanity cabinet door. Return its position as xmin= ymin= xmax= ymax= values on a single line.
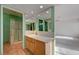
xmin=34 ymin=40 xmax=45 ymax=55
xmin=26 ymin=36 xmax=45 ymax=55
xmin=26 ymin=37 xmax=35 ymax=53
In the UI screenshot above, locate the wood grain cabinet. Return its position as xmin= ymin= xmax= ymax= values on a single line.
xmin=34 ymin=40 xmax=45 ymax=55
xmin=26 ymin=37 xmax=35 ymax=53
xmin=26 ymin=36 xmax=45 ymax=55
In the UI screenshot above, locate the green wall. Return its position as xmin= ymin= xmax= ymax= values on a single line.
xmin=3 ymin=12 xmax=22 ymax=43
xmin=51 ymin=7 xmax=54 ymax=32
xmin=0 ymin=5 xmax=1 ymax=54
xmin=3 ymin=13 xmax=10 ymax=43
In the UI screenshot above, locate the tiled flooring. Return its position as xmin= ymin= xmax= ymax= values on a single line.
xmin=3 ymin=41 xmax=31 ymax=55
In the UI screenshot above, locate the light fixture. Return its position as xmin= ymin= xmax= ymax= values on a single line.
xmin=40 ymin=5 xmax=43 ymax=9
xmin=38 ymin=15 xmax=40 ymax=16
xmin=55 ymin=36 xmax=74 ymax=40
xmin=46 ymin=11 xmax=49 ymax=14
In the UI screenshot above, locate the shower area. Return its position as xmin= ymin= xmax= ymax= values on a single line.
xmin=10 ymin=17 xmax=22 ymax=44
xmin=3 ymin=8 xmax=23 ymax=54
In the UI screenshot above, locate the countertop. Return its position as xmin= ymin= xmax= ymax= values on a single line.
xmin=25 ymin=34 xmax=54 ymax=43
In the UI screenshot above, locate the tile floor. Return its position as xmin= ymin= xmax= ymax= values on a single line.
xmin=3 ymin=41 xmax=31 ymax=55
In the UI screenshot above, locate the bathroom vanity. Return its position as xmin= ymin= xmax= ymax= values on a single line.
xmin=25 ymin=7 xmax=54 ymax=55
xmin=25 ymin=34 xmax=54 ymax=55
xmin=26 ymin=36 xmax=45 ymax=55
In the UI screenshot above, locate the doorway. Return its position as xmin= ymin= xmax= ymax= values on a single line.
xmin=3 ymin=8 xmax=23 ymax=55
xmin=10 ymin=18 xmax=22 ymax=45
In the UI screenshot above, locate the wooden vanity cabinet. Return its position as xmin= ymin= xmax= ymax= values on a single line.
xmin=34 ymin=39 xmax=45 ymax=55
xmin=26 ymin=36 xmax=45 ymax=55
xmin=26 ymin=37 xmax=35 ymax=53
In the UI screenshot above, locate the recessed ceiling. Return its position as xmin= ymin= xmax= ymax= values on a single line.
xmin=3 ymin=4 xmax=53 ymax=19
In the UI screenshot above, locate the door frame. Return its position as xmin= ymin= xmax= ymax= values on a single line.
xmin=0 ymin=5 xmax=3 ymax=55
xmin=2 ymin=5 xmax=25 ymax=54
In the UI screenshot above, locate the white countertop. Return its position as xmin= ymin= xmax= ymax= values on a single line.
xmin=25 ymin=34 xmax=54 ymax=43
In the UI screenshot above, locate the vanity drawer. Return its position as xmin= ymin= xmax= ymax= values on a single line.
xmin=34 ymin=39 xmax=45 ymax=55
xmin=26 ymin=36 xmax=35 ymax=43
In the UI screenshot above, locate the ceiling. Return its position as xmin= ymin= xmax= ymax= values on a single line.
xmin=3 ymin=4 xmax=53 ymax=19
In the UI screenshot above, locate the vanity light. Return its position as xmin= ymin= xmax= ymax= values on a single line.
xmin=40 ymin=5 xmax=43 ymax=9
xmin=46 ymin=11 xmax=49 ymax=14
xmin=55 ymin=36 xmax=74 ymax=40
xmin=38 ymin=15 xmax=40 ymax=16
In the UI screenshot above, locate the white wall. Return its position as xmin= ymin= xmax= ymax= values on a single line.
xmin=55 ymin=5 xmax=79 ymax=37
xmin=0 ymin=5 xmax=1 ymax=54
xmin=56 ymin=21 xmax=79 ymax=37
